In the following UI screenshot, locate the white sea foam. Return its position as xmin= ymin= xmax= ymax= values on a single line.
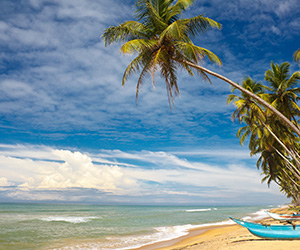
xmin=58 ymin=220 xmax=235 ymax=250
xmin=243 ymin=205 xmax=290 ymax=221
xmin=40 ymin=216 xmax=98 ymax=223
xmin=186 ymin=208 xmax=216 ymax=212
xmin=241 ymin=208 xmax=278 ymax=221
xmin=56 ymin=225 xmax=193 ymax=250
xmin=50 ymin=206 xmax=279 ymax=250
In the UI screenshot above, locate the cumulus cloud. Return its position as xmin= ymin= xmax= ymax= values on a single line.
xmin=36 ymin=150 xmax=137 ymax=192
xmin=0 ymin=149 xmax=137 ymax=194
xmin=0 ymin=177 xmax=14 ymax=187
xmin=0 ymin=144 xmax=287 ymax=204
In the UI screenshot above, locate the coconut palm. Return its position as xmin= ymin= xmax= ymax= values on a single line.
xmin=294 ymin=49 xmax=300 ymax=66
xmin=103 ymin=0 xmax=222 ymax=107
xmin=227 ymin=77 xmax=266 ymax=125
xmin=264 ymin=62 xmax=300 ymax=124
xmin=102 ymin=0 xmax=300 ymax=137
xmin=228 ymin=76 xmax=300 ymax=202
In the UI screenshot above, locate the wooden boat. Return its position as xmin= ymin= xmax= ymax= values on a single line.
xmin=230 ymin=217 xmax=300 ymax=239
xmin=265 ymin=211 xmax=300 ymax=221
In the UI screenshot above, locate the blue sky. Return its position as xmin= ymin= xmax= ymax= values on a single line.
xmin=0 ymin=0 xmax=299 ymax=205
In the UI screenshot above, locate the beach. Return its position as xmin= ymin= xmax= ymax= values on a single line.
xmin=141 ymin=207 xmax=300 ymax=250
xmin=1 ymin=203 xmax=299 ymax=249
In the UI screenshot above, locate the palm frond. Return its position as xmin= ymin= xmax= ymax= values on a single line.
xmin=174 ymin=41 xmax=221 ymax=65
xmin=122 ymin=54 xmax=143 ymax=86
xmin=178 ymin=61 xmax=194 ymax=76
xmin=136 ymin=54 xmax=154 ymax=99
xmin=294 ymin=49 xmax=300 ymax=65
xmin=184 ymin=15 xmax=221 ymax=37
xmin=166 ymin=0 xmax=195 ymax=22
xmin=227 ymin=94 xmax=238 ymax=105
xmin=286 ymin=71 xmax=300 ymax=87
xmin=102 ymin=21 xmax=151 ymax=46
xmin=135 ymin=0 xmax=168 ymax=32
xmin=160 ymin=19 xmax=188 ymax=40
xmin=120 ymin=39 xmax=157 ymax=54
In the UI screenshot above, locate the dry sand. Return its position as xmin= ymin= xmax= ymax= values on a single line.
xmin=139 ymin=206 xmax=300 ymax=250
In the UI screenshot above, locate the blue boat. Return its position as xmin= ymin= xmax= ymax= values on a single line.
xmin=230 ymin=217 xmax=300 ymax=239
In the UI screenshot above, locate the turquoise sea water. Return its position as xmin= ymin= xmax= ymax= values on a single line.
xmin=0 ymin=203 xmax=278 ymax=250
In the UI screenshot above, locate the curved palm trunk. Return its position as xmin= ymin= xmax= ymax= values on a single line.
xmin=273 ymin=147 xmax=300 ymax=182
xmin=258 ymin=118 xmax=300 ymax=175
xmin=280 ymin=167 xmax=300 ymax=188
xmin=174 ymin=58 xmax=300 ymax=138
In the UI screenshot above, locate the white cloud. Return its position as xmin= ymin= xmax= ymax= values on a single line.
xmin=0 ymin=0 xmax=296 ymax=205
xmin=0 ymin=177 xmax=14 ymax=186
xmin=0 ymin=144 xmax=286 ymax=204
xmin=275 ymin=0 xmax=295 ymax=17
xmin=270 ymin=25 xmax=281 ymax=35
xmin=0 ymin=149 xmax=137 ymax=195
xmin=37 ymin=150 xmax=137 ymax=192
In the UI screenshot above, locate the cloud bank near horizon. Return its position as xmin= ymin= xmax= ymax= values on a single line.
xmin=0 ymin=144 xmax=288 ymax=204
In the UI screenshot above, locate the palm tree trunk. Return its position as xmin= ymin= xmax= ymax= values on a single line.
xmin=173 ymin=58 xmax=300 ymax=137
xmin=258 ymin=118 xmax=300 ymax=173
xmin=273 ymin=147 xmax=300 ymax=181
xmin=280 ymin=168 xmax=300 ymax=189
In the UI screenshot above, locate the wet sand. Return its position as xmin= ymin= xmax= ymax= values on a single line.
xmin=138 ymin=207 xmax=300 ymax=250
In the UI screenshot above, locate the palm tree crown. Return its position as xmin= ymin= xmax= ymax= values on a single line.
xmin=264 ymin=62 xmax=300 ymax=122
xmin=103 ymin=0 xmax=221 ymax=106
xmin=103 ymin=0 xmax=300 ymax=137
xmin=294 ymin=49 xmax=300 ymax=66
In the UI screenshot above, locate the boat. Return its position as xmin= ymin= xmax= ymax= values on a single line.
xmin=265 ymin=211 xmax=300 ymax=221
xmin=230 ymin=217 xmax=300 ymax=239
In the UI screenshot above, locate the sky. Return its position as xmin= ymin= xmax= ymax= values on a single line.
xmin=0 ymin=0 xmax=299 ymax=205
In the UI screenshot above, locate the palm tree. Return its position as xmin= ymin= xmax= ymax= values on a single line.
xmin=264 ymin=62 xmax=300 ymax=125
xmin=227 ymin=77 xmax=266 ymax=125
xmin=294 ymin=49 xmax=300 ymax=66
xmin=103 ymin=0 xmax=222 ymax=107
xmin=228 ymin=76 xmax=300 ymax=202
xmin=102 ymin=0 xmax=300 ymax=137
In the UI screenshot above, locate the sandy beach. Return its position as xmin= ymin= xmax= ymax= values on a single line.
xmin=138 ymin=207 xmax=300 ymax=250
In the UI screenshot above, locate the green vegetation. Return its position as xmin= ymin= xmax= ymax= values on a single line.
xmin=288 ymin=205 xmax=300 ymax=213
xmin=228 ymin=61 xmax=300 ymax=205
xmin=102 ymin=0 xmax=300 ymax=136
xmin=294 ymin=49 xmax=300 ymax=66
xmin=103 ymin=0 xmax=222 ymax=107
xmin=103 ymin=0 xmax=300 ymax=204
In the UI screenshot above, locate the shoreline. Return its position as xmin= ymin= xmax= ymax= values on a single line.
xmin=137 ymin=224 xmax=238 ymax=250
xmin=137 ymin=206 xmax=300 ymax=250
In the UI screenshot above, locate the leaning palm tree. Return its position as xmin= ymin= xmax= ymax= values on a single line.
xmin=227 ymin=77 xmax=266 ymax=124
xmin=228 ymin=73 xmax=300 ymax=202
xmin=102 ymin=0 xmax=300 ymax=137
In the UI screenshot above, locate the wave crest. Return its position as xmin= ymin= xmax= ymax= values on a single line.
xmin=40 ymin=216 xmax=98 ymax=223
xmin=185 ymin=208 xmax=217 ymax=212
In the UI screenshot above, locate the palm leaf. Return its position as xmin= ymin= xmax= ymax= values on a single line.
xmin=175 ymin=41 xmax=221 ymax=65
xmin=120 ymin=39 xmax=157 ymax=54
xmin=102 ymin=21 xmax=149 ymax=46
xmin=294 ymin=49 xmax=300 ymax=64
xmin=184 ymin=15 xmax=221 ymax=37
xmin=166 ymin=0 xmax=195 ymax=22
xmin=135 ymin=0 xmax=168 ymax=32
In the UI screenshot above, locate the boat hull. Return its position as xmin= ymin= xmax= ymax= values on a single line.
xmin=230 ymin=217 xmax=300 ymax=239
xmin=265 ymin=211 xmax=300 ymax=221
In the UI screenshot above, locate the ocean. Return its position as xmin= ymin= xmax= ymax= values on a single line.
xmin=0 ymin=203 xmax=278 ymax=250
